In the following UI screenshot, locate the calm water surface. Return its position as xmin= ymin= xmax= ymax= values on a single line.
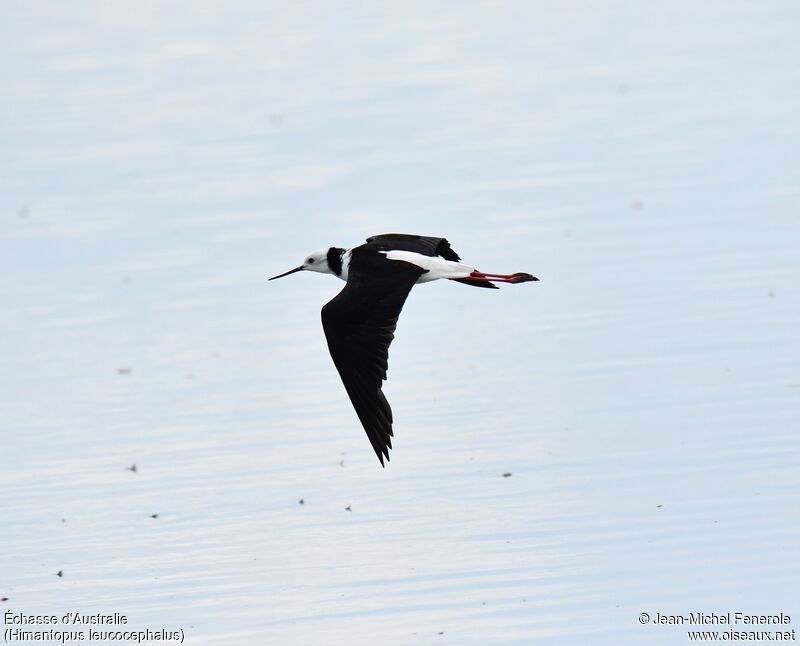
xmin=2 ymin=2 xmax=798 ymax=644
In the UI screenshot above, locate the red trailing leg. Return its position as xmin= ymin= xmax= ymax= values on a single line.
xmin=469 ymin=271 xmax=538 ymax=284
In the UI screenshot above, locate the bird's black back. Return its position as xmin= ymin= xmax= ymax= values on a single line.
xmin=366 ymin=233 xmax=461 ymax=262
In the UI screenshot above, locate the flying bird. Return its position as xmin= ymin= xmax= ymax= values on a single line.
xmin=270 ymin=233 xmax=538 ymax=465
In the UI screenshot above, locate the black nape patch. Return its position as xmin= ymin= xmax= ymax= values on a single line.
xmin=327 ymin=247 xmax=345 ymax=276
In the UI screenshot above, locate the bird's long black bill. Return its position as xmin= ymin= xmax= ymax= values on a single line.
xmin=269 ymin=266 xmax=304 ymax=280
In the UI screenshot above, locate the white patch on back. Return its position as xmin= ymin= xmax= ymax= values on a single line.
xmin=339 ymin=249 xmax=352 ymax=282
xmin=382 ymin=250 xmax=475 ymax=282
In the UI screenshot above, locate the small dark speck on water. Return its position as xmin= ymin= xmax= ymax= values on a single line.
xmin=345 ymin=505 xmax=352 ymax=512
xmin=298 ymin=498 xmax=304 ymax=505
xmin=60 ymin=518 xmax=66 ymax=523
xmin=56 ymin=571 xmax=63 ymax=578
xmin=117 ymin=368 xmax=132 ymax=375
xmin=126 ymin=464 xmax=137 ymax=473
xmin=502 ymin=472 xmax=512 ymax=478
xmin=150 ymin=513 xmax=159 ymax=519
xmin=657 ymin=504 xmax=663 ymax=508
xmin=1 ymin=597 xmax=9 ymax=602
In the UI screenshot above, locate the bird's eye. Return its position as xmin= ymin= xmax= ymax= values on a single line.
xmin=307 ymin=258 xmax=314 ymax=264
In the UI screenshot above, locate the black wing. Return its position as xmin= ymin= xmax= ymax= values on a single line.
xmin=321 ymin=250 xmax=426 ymax=465
xmin=366 ymin=233 xmax=461 ymax=261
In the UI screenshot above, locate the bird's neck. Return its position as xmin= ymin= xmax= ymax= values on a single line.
xmin=327 ymin=247 xmax=346 ymax=278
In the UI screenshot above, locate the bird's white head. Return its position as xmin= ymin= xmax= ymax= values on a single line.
xmin=302 ymin=248 xmax=334 ymax=274
xmin=269 ymin=247 xmax=342 ymax=281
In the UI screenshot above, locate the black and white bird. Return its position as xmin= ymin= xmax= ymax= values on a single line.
xmin=270 ymin=233 xmax=538 ymax=466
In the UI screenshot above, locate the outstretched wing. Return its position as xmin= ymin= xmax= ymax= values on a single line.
xmin=321 ymin=250 xmax=425 ymax=465
xmin=366 ymin=233 xmax=461 ymax=261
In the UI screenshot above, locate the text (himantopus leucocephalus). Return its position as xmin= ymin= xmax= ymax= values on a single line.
xmin=270 ymin=233 xmax=538 ymax=466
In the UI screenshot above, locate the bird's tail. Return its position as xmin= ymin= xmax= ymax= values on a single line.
xmin=452 ymin=277 xmax=499 ymax=289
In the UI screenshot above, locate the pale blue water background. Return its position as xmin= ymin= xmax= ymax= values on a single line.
xmin=1 ymin=2 xmax=798 ymax=644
